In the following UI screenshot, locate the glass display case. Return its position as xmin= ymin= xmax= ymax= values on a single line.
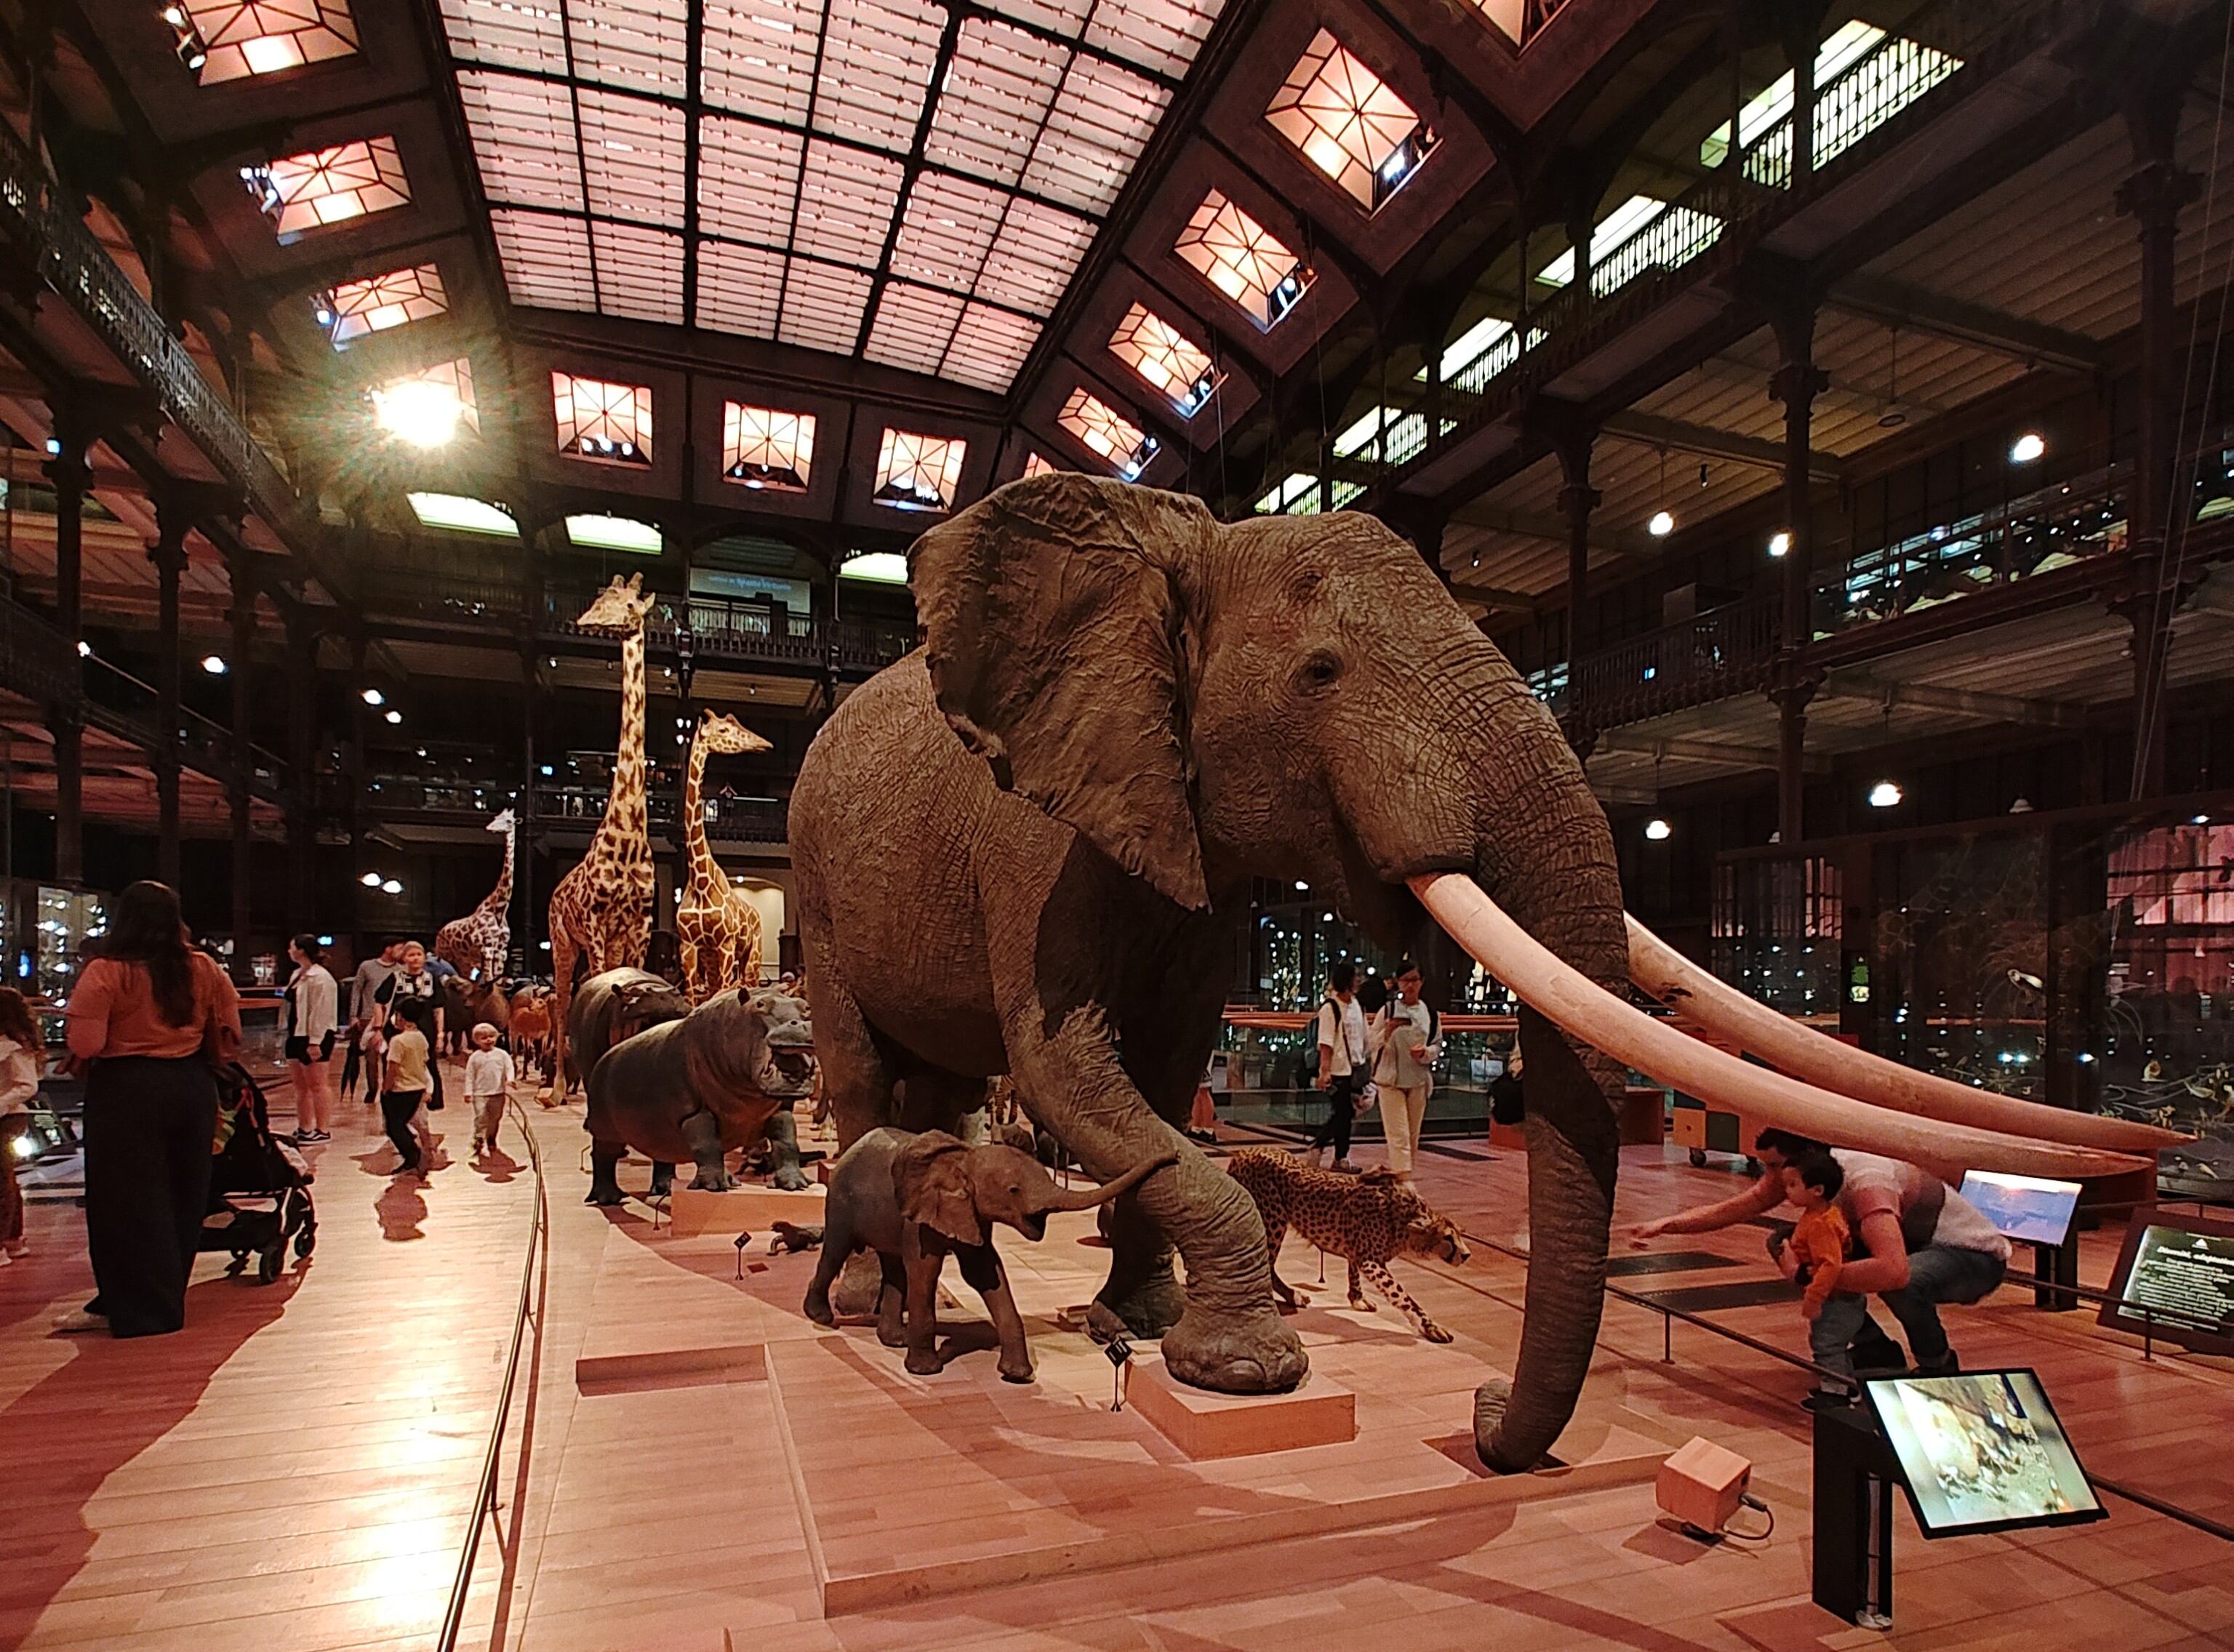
xmin=32 ymin=886 xmax=106 ymax=1000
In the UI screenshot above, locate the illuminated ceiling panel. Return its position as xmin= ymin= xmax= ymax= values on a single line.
xmin=1265 ymin=30 xmax=1433 ymax=212
xmin=553 ymin=370 xmax=654 ymax=463
xmin=243 ymin=137 xmax=410 ymax=239
xmin=980 ymin=198 xmax=1096 ymax=316
xmin=925 ymin=20 xmax=1065 ymax=188
xmin=780 ymin=257 xmax=876 ymax=352
xmin=874 ymin=427 xmax=966 ymax=510
xmin=319 ymin=262 xmax=447 ymax=346
xmin=723 ymin=402 xmax=816 ymax=489
xmin=578 ymin=88 xmax=687 ymax=225
xmin=696 ymin=239 xmax=785 ymax=335
xmin=1056 ymin=386 xmax=1156 ymax=478
xmin=591 ymin=220 xmax=686 ymax=324
xmin=698 ymin=118 xmax=803 ymax=239
xmin=891 ymin=172 xmax=1010 ymax=292
xmin=944 ymin=303 xmax=1041 ymax=392
xmin=492 ymin=209 xmax=596 ymax=310
xmin=1174 ymin=189 xmax=1309 ymax=328
xmin=1107 ymin=301 xmax=1217 ymax=413
xmin=865 ymin=281 xmax=967 ymax=376
xmin=1022 ymin=450 xmax=1058 ymax=477
xmin=439 ymin=0 xmax=1229 ymax=385
xmin=792 ymin=142 xmax=907 ymax=268
xmin=1022 ymin=56 xmax=1168 ymax=215
xmin=175 ymin=0 xmax=360 ymax=84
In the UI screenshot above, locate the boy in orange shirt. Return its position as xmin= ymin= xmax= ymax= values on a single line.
xmin=1782 ymin=1150 xmax=1851 ymax=1336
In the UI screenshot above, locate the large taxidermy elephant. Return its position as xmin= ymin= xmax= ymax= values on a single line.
xmin=790 ymin=473 xmax=2179 ymax=1467
xmin=805 ymin=1128 xmax=1172 ymax=1382
xmin=785 ymin=473 xmax=1629 ymax=1464
xmin=581 ymin=977 xmax=817 ymax=1203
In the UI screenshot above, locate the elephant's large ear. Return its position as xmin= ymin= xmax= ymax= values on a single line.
xmin=913 ymin=473 xmax=1213 ymax=910
xmin=892 ymin=1131 xmax=984 ymax=1248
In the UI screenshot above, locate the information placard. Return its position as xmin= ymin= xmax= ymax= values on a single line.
xmin=2098 ymin=1208 xmax=2234 ymax=1356
xmin=1958 ymin=1170 xmax=2081 ymax=1247
xmin=1862 ymin=1369 xmax=2105 ymax=1538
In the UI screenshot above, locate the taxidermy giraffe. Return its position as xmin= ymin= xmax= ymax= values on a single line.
xmin=545 ymin=574 xmax=656 ymax=1096
xmin=676 ymin=708 xmax=773 ymax=1002
xmin=434 ymin=808 xmax=516 ymax=982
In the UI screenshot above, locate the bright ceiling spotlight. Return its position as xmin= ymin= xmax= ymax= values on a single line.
xmin=361 ymin=687 xmax=385 ymax=706
xmin=76 ymin=639 xmax=92 ymax=657
xmin=201 ymin=654 xmax=228 ymax=675
xmin=371 ymin=373 xmax=466 ymax=449
xmin=1768 ymin=531 xmax=1790 ymax=557
xmin=1648 ymin=510 xmax=1675 ymax=537
xmin=2009 ymin=431 xmax=2046 ymax=464
xmin=384 ymin=709 xmax=403 ymax=725
xmin=1644 ymin=818 xmax=1673 ymax=841
xmin=1868 ymin=780 xmax=1904 ymax=809
xmin=380 ymin=878 xmax=403 ymax=895
xmin=359 ymin=871 xmax=383 ymax=887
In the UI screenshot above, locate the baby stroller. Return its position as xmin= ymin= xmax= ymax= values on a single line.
xmin=200 ymin=1063 xmax=316 ymax=1284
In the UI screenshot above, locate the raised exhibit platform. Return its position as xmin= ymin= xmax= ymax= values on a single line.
xmin=574 ymin=1200 xmax=1670 ymax=1617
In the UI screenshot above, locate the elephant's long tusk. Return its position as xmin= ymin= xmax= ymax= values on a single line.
xmin=1624 ymin=915 xmax=2187 ymax=1155
xmin=1411 ymin=874 xmax=2149 ymax=1182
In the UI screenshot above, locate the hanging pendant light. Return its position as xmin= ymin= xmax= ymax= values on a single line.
xmin=1647 ymin=447 xmax=1674 ymax=537
xmin=1878 ymin=325 xmax=1907 ymax=428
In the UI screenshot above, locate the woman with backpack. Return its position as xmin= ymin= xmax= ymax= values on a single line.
xmin=1369 ymin=958 xmax=1443 ymax=1188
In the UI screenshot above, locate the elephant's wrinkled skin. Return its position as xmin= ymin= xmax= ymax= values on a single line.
xmin=804 ymin=1128 xmax=1171 ymax=1382
xmin=790 ymin=474 xmax=1625 ymax=1464
xmin=585 ymin=987 xmax=818 ymax=1205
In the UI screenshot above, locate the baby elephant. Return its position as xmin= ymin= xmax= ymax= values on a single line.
xmin=804 ymin=1128 xmax=1174 ymax=1383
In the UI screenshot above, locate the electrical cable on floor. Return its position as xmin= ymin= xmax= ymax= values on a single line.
xmin=1721 ymin=1493 xmax=1774 ymax=1543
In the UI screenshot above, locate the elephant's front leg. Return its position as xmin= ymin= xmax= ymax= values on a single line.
xmin=1002 ymin=999 xmax=1305 ymax=1395
xmin=955 ymin=1243 xmax=1034 ymax=1384
xmin=876 ymin=1252 xmax=908 ymax=1347
xmin=764 ymin=1110 xmax=811 ymax=1190
xmin=681 ymin=1110 xmax=739 ymax=1192
xmin=899 ymin=1224 xmax=943 ymax=1376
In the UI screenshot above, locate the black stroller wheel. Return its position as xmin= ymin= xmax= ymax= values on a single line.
xmin=295 ymin=1219 xmax=316 ymax=1259
xmin=257 ymin=1245 xmax=283 ymax=1284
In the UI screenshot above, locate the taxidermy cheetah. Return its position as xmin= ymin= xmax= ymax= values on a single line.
xmin=1226 ymin=1148 xmax=1472 ymax=1343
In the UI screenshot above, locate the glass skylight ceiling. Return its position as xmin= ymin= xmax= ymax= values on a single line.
xmin=1057 ymin=387 xmax=1157 ymax=478
xmin=318 ymin=262 xmax=448 ymax=345
xmin=438 ymin=0 xmax=1229 ymax=390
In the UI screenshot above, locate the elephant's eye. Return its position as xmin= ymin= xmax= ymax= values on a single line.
xmin=1298 ymin=652 xmax=1342 ymax=694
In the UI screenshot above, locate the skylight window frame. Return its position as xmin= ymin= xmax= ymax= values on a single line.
xmin=721 ymin=401 xmax=817 ymax=492
xmin=171 ymin=0 xmax=361 ymax=84
xmin=241 ymin=135 xmax=411 ymax=241
xmin=1108 ymin=301 xmax=1220 ymax=416
xmin=1264 ymin=29 xmax=1435 ymax=213
xmin=1173 ymin=188 xmax=1311 ymax=331
xmin=566 ymin=513 xmax=665 ymax=553
xmin=316 ymin=262 xmax=449 ymax=347
xmin=369 ymin=356 xmax=481 ymax=446
xmin=1055 ymin=386 xmax=1160 ymax=480
xmin=871 ymin=428 xmax=967 ymax=513
xmin=551 ymin=370 xmax=656 ymax=467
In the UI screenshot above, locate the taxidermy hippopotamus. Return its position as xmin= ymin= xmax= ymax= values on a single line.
xmin=566 ymin=968 xmax=692 ymax=1094
xmin=585 ymin=986 xmax=818 ymax=1206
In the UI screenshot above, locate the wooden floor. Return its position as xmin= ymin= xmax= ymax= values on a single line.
xmin=3 ymin=1075 xmax=2231 ymax=1652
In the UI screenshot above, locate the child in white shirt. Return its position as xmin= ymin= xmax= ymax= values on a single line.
xmin=465 ymin=1023 xmax=516 ymax=1158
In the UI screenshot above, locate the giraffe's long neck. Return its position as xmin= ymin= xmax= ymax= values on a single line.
xmin=595 ymin=626 xmax=648 ymax=857
xmin=483 ymin=818 xmax=515 ymax=913
xmin=682 ymin=730 xmax=724 ymax=893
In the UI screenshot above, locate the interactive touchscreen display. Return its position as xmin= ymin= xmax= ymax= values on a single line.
xmin=1862 ymin=1369 xmax=2105 ymax=1538
xmin=2099 ymin=1208 xmax=2234 ymax=1356
xmin=1958 ymin=1171 xmax=2081 ymax=1247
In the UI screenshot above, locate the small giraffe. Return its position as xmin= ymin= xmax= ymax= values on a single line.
xmin=676 ymin=708 xmax=774 ymax=1003
xmin=434 ymin=808 xmax=516 ymax=983
xmin=545 ymin=575 xmax=655 ymax=1097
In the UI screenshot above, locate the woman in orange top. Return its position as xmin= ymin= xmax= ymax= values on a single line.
xmin=60 ymin=881 xmax=241 ymax=1338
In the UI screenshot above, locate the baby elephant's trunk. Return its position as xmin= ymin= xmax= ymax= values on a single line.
xmin=1044 ymin=1151 xmax=1179 ymax=1213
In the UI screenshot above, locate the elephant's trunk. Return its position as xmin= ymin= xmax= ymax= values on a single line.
xmin=1042 ymin=1150 xmax=1180 ymax=1213
xmin=1445 ymin=734 xmax=1629 ymax=1473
